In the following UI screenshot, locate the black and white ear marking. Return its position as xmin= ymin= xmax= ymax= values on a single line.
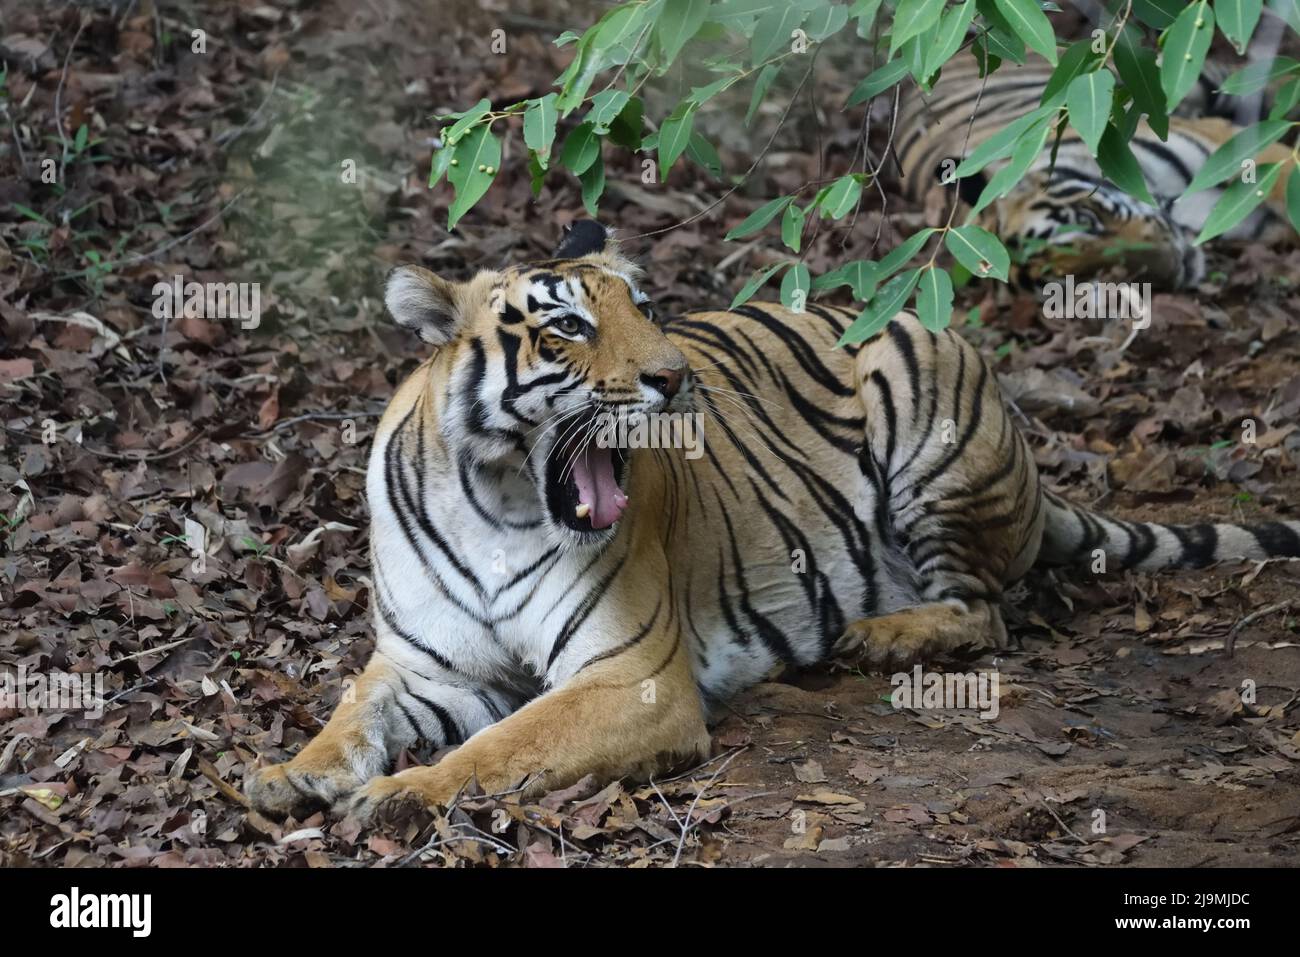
xmin=554 ymin=219 xmax=610 ymax=259
xmin=384 ymin=265 xmax=460 ymax=345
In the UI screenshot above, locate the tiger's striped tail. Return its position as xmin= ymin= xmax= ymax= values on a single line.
xmin=1037 ymin=490 xmax=1300 ymax=572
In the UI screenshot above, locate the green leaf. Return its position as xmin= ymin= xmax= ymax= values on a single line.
xmin=818 ymin=175 xmax=864 ymax=219
xmin=1286 ymin=164 xmax=1300 ymax=232
xmin=655 ymin=0 xmax=710 ymax=66
xmin=1113 ymin=25 xmax=1169 ymax=138
xmin=587 ymin=90 xmax=631 ymax=133
xmin=780 ymin=262 xmax=812 ymax=311
xmin=845 ymin=58 xmax=911 ymax=106
xmin=429 ymin=146 xmax=454 ymax=188
xmin=726 ymin=195 xmax=794 ymax=239
xmin=877 ymin=228 xmax=937 ymax=277
xmin=527 ymin=150 xmax=546 ymax=197
xmin=1215 ymin=0 xmax=1262 ymax=53
xmin=1272 ymin=0 xmax=1300 ymax=34
xmin=560 ymin=122 xmax=602 ymax=175
xmin=968 ymin=112 xmax=1054 ymax=216
xmin=1272 ymin=78 xmax=1300 ymax=119
xmin=686 ymin=131 xmax=723 ymax=177
xmin=851 ymin=0 xmax=884 ymax=38
xmin=953 ymin=104 xmax=1056 ymax=177
xmin=731 ymin=261 xmax=789 ymax=309
xmin=924 ymin=0 xmax=978 ymax=81
xmin=993 ymin=0 xmax=1059 ymax=64
xmin=1221 ymin=57 xmax=1300 ymax=95
xmin=12 ymin=202 xmax=51 ymax=224
xmin=1041 ymin=39 xmax=1104 ymax=108
xmin=446 ymin=125 xmax=500 ymax=230
xmin=890 ymin=0 xmax=946 ymax=56
xmin=74 ymin=124 xmax=88 ymax=153
xmin=1181 ymin=120 xmax=1294 ymax=195
xmin=982 ymin=26 xmax=1026 ymax=65
xmin=523 ymin=94 xmax=559 ymax=166
xmin=1065 ymin=69 xmax=1115 ymax=156
xmin=1132 ymin=0 xmax=1183 ymax=28
xmin=747 ymin=63 xmax=782 ymax=125
xmin=781 ymin=202 xmax=806 ymax=252
xmin=837 ymin=270 xmax=920 ymax=346
xmin=1096 ymin=124 xmax=1157 ymax=205
xmin=812 ymin=260 xmax=880 ymax=300
xmin=689 ymin=74 xmax=739 ymax=107
xmin=1161 ymin=2 xmax=1214 ymax=111
xmin=915 ymin=266 xmax=954 ymax=332
xmin=1194 ymin=160 xmax=1285 ymax=243
xmin=555 ymin=29 xmax=605 ymax=115
xmin=658 ymin=102 xmax=697 ymax=179
xmin=751 ymin=4 xmax=806 ymax=65
xmin=608 ymin=96 xmax=645 ymax=149
xmin=806 ymin=3 xmax=850 ymax=40
xmin=1116 ymin=100 xmax=1143 ymax=142
xmin=443 ymin=98 xmax=491 ymax=145
xmin=579 ymin=152 xmax=606 ymax=216
xmin=902 ymin=24 xmax=938 ymax=87
xmin=971 ymin=37 xmax=1002 ymax=76
xmin=945 ymin=225 xmax=1010 ymax=281
xmin=593 ymin=2 xmax=649 ymax=52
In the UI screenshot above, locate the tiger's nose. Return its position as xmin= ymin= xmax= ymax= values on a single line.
xmin=642 ymin=367 xmax=683 ymax=399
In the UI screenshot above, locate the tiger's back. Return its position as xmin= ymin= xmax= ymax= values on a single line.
xmin=896 ymin=55 xmax=1296 ymax=286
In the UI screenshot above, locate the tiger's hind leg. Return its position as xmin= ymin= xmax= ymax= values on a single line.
xmin=836 ymin=599 xmax=1009 ymax=670
xmin=838 ymin=313 xmax=1045 ymax=670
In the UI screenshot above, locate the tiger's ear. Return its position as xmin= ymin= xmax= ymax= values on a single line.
xmin=384 ymin=265 xmax=463 ymax=345
xmin=554 ymin=219 xmax=610 ymax=258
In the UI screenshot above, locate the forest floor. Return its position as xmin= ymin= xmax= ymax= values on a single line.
xmin=2 ymin=1 xmax=1299 ymax=867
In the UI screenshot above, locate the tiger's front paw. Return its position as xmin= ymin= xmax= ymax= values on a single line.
xmin=347 ymin=766 xmax=464 ymax=825
xmin=245 ymin=762 xmax=360 ymax=820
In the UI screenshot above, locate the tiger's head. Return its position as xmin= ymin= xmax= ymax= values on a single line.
xmin=970 ymin=170 xmax=1205 ymax=288
xmin=383 ymin=221 xmax=689 ymax=543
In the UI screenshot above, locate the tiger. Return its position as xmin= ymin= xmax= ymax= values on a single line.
xmin=896 ymin=54 xmax=1297 ymax=288
xmin=244 ymin=221 xmax=1300 ymax=823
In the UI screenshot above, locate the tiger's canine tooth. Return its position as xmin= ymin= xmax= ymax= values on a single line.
xmin=575 ymin=502 xmax=591 ymax=519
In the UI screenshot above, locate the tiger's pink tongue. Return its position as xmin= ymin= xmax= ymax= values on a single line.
xmin=572 ymin=445 xmax=627 ymax=529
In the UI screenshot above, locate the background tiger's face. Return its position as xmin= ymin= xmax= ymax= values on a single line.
xmin=384 ymin=222 xmax=689 ymax=544
xmin=985 ymin=171 xmax=1205 ymax=288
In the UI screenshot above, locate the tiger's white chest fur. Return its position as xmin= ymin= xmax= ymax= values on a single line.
xmin=366 ymin=425 xmax=642 ymax=692
xmin=365 ymin=410 xmax=922 ymax=713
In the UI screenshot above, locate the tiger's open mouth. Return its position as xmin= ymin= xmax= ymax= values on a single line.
xmin=544 ymin=427 xmax=629 ymax=533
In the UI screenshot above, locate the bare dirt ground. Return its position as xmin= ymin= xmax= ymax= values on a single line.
xmin=2 ymin=0 xmax=1298 ymax=867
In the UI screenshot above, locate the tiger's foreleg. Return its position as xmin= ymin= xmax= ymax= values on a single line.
xmin=244 ymin=655 xmax=407 ymax=819
xmin=245 ymin=652 xmax=510 ymax=819
xmin=348 ymin=622 xmax=710 ymax=822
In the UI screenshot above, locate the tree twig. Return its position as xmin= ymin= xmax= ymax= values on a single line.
xmin=1226 ymin=599 xmax=1295 ymax=656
